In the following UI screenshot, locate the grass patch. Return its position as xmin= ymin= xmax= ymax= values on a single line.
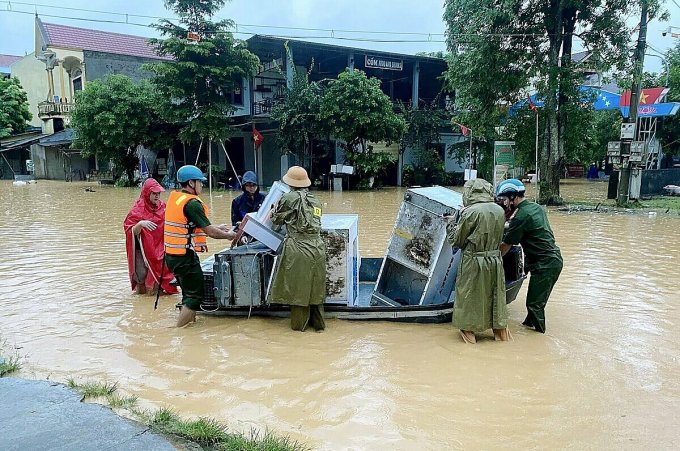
xmin=0 ymin=338 xmax=22 ymax=377
xmin=0 ymin=354 xmax=21 ymax=377
xmin=149 ymin=407 xmax=307 ymax=451
xmin=638 ymin=196 xmax=680 ymax=211
xmin=106 ymin=393 xmax=138 ymax=409
xmin=563 ymin=196 xmax=680 ymax=213
xmin=66 ymin=379 xmax=118 ymax=398
xmin=63 ymin=379 xmax=307 ymax=449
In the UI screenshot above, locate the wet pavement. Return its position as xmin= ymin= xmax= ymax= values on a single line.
xmin=1 ymin=179 xmax=679 ymax=450
xmin=0 ymin=378 xmax=175 ymax=451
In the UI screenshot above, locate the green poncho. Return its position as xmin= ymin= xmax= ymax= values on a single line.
xmin=270 ymin=189 xmax=327 ymax=307
xmin=447 ymin=179 xmax=508 ymax=332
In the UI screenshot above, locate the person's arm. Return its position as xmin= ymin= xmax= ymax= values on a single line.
xmin=501 ymin=214 xmax=525 ymax=256
xmin=204 ymin=224 xmax=236 ymax=240
xmin=185 ymin=199 xmax=236 ymax=240
xmin=132 ymin=220 xmax=157 ymax=236
xmin=446 ymin=209 xmax=470 ymax=250
xmin=231 ymin=196 xmax=240 ymax=226
xmin=270 ymin=195 xmax=294 ymax=226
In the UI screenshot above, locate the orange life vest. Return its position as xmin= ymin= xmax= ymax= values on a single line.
xmin=164 ymin=191 xmax=209 ymax=255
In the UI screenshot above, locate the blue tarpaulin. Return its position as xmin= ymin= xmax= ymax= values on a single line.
xmin=510 ymin=87 xmax=680 ymax=118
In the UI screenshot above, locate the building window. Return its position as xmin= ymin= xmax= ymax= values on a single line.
xmin=233 ymin=86 xmax=243 ymax=106
xmin=72 ymin=68 xmax=83 ymax=93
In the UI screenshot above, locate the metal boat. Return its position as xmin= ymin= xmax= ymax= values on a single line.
xmin=195 ymin=247 xmax=525 ymax=323
xmin=191 ymin=186 xmax=525 ymax=323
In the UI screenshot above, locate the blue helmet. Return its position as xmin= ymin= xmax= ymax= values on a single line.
xmin=496 ymin=178 xmax=526 ymax=196
xmin=242 ymin=171 xmax=258 ymax=185
xmin=177 ymin=165 xmax=207 ymax=183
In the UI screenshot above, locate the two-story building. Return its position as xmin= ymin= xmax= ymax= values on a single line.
xmin=11 ymin=17 xmax=172 ymax=180
xmin=13 ymin=18 xmax=464 ymax=184
xmin=216 ymin=35 xmax=464 ymax=186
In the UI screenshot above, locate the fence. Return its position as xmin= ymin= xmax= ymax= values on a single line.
xmin=640 ymin=168 xmax=680 ymax=196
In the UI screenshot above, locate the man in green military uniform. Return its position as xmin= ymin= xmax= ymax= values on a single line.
xmin=447 ymin=178 xmax=510 ymax=344
xmin=497 ymin=179 xmax=563 ymax=333
xmin=270 ymin=166 xmax=327 ymax=331
xmin=164 ymin=165 xmax=236 ymax=328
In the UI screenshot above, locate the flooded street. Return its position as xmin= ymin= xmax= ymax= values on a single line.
xmin=1 ymin=179 xmax=679 ymax=450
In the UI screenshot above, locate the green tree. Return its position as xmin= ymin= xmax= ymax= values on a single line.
xmin=0 ymin=77 xmax=31 ymax=138
xmin=443 ymin=0 xmax=646 ymax=204
xmin=70 ymin=75 xmax=167 ymax=184
xmin=146 ymin=0 xmax=259 ymax=146
xmin=271 ymin=57 xmax=326 ymax=167
xmin=656 ymin=42 xmax=680 ymax=156
xmin=320 ymin=69 xmax=405 ymax=183
xmin=399 ymin=102 xmax=448 ymax=185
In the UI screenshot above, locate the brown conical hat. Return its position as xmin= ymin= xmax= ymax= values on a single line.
xmin=282 ymin=166 xmax=311 ymax=188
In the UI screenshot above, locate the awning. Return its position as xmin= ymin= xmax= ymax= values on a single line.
xmin=38 ymin=128 xmax=76 ymax=146
xmin=0 ymin=133 xmax=49 ymax=152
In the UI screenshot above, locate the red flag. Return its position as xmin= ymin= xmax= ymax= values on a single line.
xmin=454 ymin=122 xmax=470 ymax=137
xmin=252 ymin=125 xmax=264 ymax=149
xmin=619 ymin=87 xmax=669 ymax=107
xmin=528 ymin=95 xmax=538 ymax=113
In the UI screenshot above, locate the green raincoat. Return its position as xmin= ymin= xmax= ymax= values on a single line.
xmin=270 ymin=189 xmax=327 ymax=307
xmin=447 ymin=179 xmax=508 ymax=332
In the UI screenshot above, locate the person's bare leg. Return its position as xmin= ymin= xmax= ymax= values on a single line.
xmin=459 ymin=330 xmax=476 ymax=344
xmin=493 ymin=328 xmax=512 ymax=341
xmin=177 ymin=306 xmax=196 ymax=327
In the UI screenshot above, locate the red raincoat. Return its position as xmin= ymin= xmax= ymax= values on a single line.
xmin=123 ymin=179 xmax=177 ymax=294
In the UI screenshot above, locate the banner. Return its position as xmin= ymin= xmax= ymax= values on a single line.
xmin=493 ymin=141 xmax=515 ymax=188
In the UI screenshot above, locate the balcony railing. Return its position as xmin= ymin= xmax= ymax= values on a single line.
xmin=38 ymin=101 xmax=75 ymax=118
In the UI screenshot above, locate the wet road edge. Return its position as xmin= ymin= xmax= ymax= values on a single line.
xmin=0 ymin=377 xmax=182 ymax=451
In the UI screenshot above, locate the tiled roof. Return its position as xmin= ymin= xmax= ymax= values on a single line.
xmin=0 ymin=54 xmax=22 ymax=68
xmin=40 ymin=21 xmax=170 ymax=60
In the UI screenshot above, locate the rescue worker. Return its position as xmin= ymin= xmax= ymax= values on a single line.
xmin=164 ymin=165 xmax=236 ymax=327
xmin=446 ymin=178 xmax=510 ymax=344
xmin=270 ymin=166 xmax=327 ymax=331
xmin=231 ymin=170 xmax=266 ymax=226
xmin=498 ymin=179 xmax=563 ymax=333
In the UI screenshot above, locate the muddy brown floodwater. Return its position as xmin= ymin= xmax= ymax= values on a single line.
xmin=1 ymin=180 xmax=679 ymax=450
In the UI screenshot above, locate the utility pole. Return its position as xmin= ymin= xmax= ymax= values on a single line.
xmin=617 ymin=0 xmax=648 ymax=206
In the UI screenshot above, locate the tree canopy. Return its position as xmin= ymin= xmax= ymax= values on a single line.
xmin=271 ymin=58 xmax=326 ymax=165
xmin=146 ymin=0 xmax=259 ymax=143
xmin=70 ymin=74 xmax=167 ymax=184
xmin=443 ymin=0 xmax=641 ymax=204
xmin=320 ymin=69 xmax=405 ymax=152
xmin=0 ymin=77 xmax=31 ymax=138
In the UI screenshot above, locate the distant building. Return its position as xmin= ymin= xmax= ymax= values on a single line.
xmin=13 ymin=19 xmax=463 ymax=184
xmin=219 ymin=35 xmax=461 ymax=186
xmin=0 ymin=54 xmax=22 ymax=79
xmin=11 ymin=17 xmax=171 ymax=180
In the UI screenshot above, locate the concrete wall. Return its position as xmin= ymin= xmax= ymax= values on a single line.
xmin=11 ymin=53 xmax=48 ymax=127
xmin=30 ymin=144 xmax=93 ymax=180
xmin=82 ymin=51 xmax=156 ymax=82
xmin=641 ymin=168 xmax=680 ymax=196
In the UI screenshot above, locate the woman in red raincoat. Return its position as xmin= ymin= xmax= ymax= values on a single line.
xmin=123 ymin=178 xmax=177 ymax=295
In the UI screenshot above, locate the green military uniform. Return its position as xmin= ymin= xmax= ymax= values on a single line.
xmin=447 ymin=179 xmax=508 ymax=332
xmin=503 ymin=200 xmax=563 ymax=333
xmin=165 ymin=196 xmax=210 ymax=311
xmin=270 ymin=189 xmax=327 ymax=331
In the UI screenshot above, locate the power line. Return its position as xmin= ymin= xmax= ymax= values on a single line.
xmin=0 ymin=1 xmax=551 ymax=41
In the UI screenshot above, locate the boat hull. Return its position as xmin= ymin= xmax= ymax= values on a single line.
xmin=191 ymin=254 xmax=525 ymax=323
